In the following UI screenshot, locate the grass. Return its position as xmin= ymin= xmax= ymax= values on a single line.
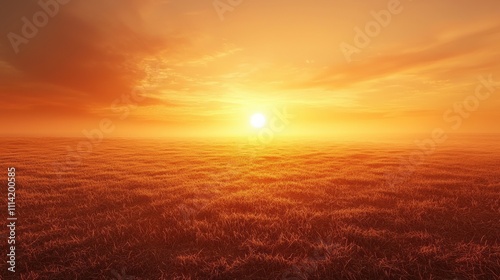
xmin=1 ymin=136 xmax=499 ymax=279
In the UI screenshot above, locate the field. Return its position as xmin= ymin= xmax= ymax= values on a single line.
xmin=1 ymin=136 xmax=499 ymax=279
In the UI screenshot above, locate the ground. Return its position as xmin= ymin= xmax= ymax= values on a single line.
xmin=2 ymin=136 xmax=499 ymax=279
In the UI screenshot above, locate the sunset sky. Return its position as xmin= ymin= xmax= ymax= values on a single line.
xmin=1 ymin=0 xmax=499 ymax=138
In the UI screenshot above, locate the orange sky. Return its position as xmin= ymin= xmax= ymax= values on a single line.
xmin=1 ymin=0 xmax=499 ymax=138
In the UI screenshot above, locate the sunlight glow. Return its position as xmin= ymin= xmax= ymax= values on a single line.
xmin=250 ymin=113 xmax=266 ymax=128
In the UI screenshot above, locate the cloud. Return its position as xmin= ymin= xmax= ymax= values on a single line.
xmin=295 ymin=24 xmax=500 ymax=90
xmin=0 ymin=0 xmax=186 ymax=117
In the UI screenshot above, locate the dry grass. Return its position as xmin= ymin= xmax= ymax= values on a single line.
xmin=1 ymin=136 xmax=499 ymax=279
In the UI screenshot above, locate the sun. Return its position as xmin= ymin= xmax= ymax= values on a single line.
xmin=250 ymin=113 xmax=267 ymax=128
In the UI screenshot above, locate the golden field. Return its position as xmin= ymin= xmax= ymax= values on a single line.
xmin=1 ymin=136 xmax=499 ymax=279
